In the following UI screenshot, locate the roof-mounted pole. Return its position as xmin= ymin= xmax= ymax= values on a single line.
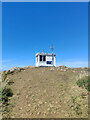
xmin=50 ymin=44 xmax=54 ymax=66
xmin=50 ymin=44 xmax=54 ymax=54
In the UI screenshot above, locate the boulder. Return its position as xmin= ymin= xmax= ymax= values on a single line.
xmin=10 ymin=67 xmax=20 ymax=73
xmin=59 ymin=65 xmax=67 ymax=69
xmin=58 ymin=65 xmax=70 ymax=71
xmin=50 ymin=68 xmax=54 ymax=71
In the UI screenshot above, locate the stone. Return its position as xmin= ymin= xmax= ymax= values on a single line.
xmin=37 ymin=112 xmax=41 ymax=115
xmin=10 ymin=67 xmax=20 ymax=73
xmin=26 ymin=95 xmax=28 ymax=99
xmin=39 ymin=101 xmax=43 ymax=104
xmin=53 ymin=111 xmax=56 ymax=114
xmin=47 ymin=108 xmax=50 ymax=111
xmin=50 ymin=67 xmax=54 ymax=71
xmin=28 ymin=104 xmax=30 ymax=107
xmin=19 ymin=107 xmax=22 ymax=110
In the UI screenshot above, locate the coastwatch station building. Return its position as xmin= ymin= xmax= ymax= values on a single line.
xmin=35 ymin=52 xmax=56 ymax=67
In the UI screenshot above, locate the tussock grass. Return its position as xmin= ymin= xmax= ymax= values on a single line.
xmin=76 ymin=76 xmax=90 ymax=92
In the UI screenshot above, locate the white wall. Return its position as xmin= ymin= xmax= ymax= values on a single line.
xmin=46 ymin=55 xmax=52 ymax=61
xmin=36 ymin=55 xmax=56 ymax=67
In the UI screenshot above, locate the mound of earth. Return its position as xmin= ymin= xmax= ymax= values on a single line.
xmin=2 ymin=66 xmax=89 ymax=118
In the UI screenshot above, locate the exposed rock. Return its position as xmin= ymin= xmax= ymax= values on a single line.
xmin=19 ymin=107 xmax=22 ymax=110
xmin=24 ymin=66 xmax=34 ymax=69
xmin=58 ymin=65 xmax=69 ymax=72
xmin=47 ymin=108 xmax=50 ymax=111
xmin=72 ymin=70 xmax=75 ymax=73
xmin=50 ymin=68 xmax=54 ymax=71
xmin=10 ymin=67 xmax=20 ymax=73
xmin=28 ymin=104 xmax=30 ymax=107
xmin=39 ymin=101 xmax=43 ymax=104
xmin=26 ymin=95 xmax=28 ymax=99
xmin=37 ymin=112 xmax=41 ymax=115
xmin=59 ymin=65 xmax=67 ymax=68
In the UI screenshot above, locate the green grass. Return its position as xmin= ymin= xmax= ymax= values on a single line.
xmin=2 ymin=87 xmax=13 ymax=104
xmin=2 ymin=86 xmax=13 ymax=118
xmin=76 ymin=76 xmax=90 ymax=92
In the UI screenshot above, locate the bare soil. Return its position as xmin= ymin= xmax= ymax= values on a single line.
xmin=2 ymin=67 xmax=88 ymax=118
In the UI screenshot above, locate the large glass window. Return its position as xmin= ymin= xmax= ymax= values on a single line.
xmin=43 ymin=56 xmax=46 ymax=61
xmin=40 ymin=55 xmax=42 ymax=61
xmin=47 ymin=61 xmax=52 ymax=64
xmin=40 ymin=55 xmax=46 ymax=61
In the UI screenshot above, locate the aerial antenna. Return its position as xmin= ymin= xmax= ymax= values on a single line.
xmin=50 ymin=44 xmax=54 ymax=54
xmin=35 ymin=49 xmax=37 ymax=53
xmin=50 ymin=44 xmax=54 ymax=66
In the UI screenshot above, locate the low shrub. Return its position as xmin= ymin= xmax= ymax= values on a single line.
xmin=2 ymin=74 xmax=7 ymax=81
xmin=2 ymin=87 xmax=13 ymax=104
xmin=76 ymin=76 xmax=90 ymax=92
xmin=7 ymin=79 xmax=14 ymax=85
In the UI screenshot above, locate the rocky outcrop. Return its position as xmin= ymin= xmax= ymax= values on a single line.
xmin=10 ymin=67 xmax=21 ymax=73
xmin=58 ymin=65 xmax=70 ymax=71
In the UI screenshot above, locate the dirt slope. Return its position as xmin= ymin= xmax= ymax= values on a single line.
xmin=2 ymin=67 xmax=88 ymax=118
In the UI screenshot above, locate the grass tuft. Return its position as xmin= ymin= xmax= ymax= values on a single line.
xmin=76 ymin=76 xmax=90 ymax=92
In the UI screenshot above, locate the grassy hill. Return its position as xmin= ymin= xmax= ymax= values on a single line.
xmin=1 ymin=66 xmax=89 ymax=118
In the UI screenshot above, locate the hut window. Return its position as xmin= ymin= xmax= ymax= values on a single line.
xmin=47 ymin=61 xmax=52 ymax=64
xmin=40 ymin=55 xmax=42 ymax=61
xmin=43 ymin=56 xmax=46 ymax=61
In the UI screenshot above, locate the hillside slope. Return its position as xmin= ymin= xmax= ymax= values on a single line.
xmin=2 ymin=67 xmax=88 ymax=118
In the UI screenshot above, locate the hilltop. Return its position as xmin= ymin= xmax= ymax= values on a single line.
xmin=1 ymin=66 xmax=89 ymax=118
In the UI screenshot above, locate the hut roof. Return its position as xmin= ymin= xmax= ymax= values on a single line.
xmin=35 ymin=53 xmax=56 ymax=57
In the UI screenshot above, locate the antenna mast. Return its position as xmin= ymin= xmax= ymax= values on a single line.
xmin=50 ymin=44 xmax=54 ymax=54
xmin=50 ymin=44 xmax=54 ymax=66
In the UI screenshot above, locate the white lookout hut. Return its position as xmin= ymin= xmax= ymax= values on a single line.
xmin=35 ymin=52 xmax=56 ymax=67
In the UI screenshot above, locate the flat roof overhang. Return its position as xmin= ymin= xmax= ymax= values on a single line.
xmin=35 ymin=53 xmax=56 ymax=57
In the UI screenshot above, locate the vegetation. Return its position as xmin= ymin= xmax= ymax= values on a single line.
xmin=1 ymin=70 xmax=14 ymax=118
xmin=2 ymin=87 xmax=13 ymax=104
xmin=71 ymin=96 xmax=82 ymax=115
xmin=2 ymin=74 xmax=7 ymax=82
xmin=76 ymin=76 xmax=90 ymax=92
xmin=7 ymin=79 xmax=14 ymax=85
xmin=1 ymin=67 xmax=88 ymax=118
